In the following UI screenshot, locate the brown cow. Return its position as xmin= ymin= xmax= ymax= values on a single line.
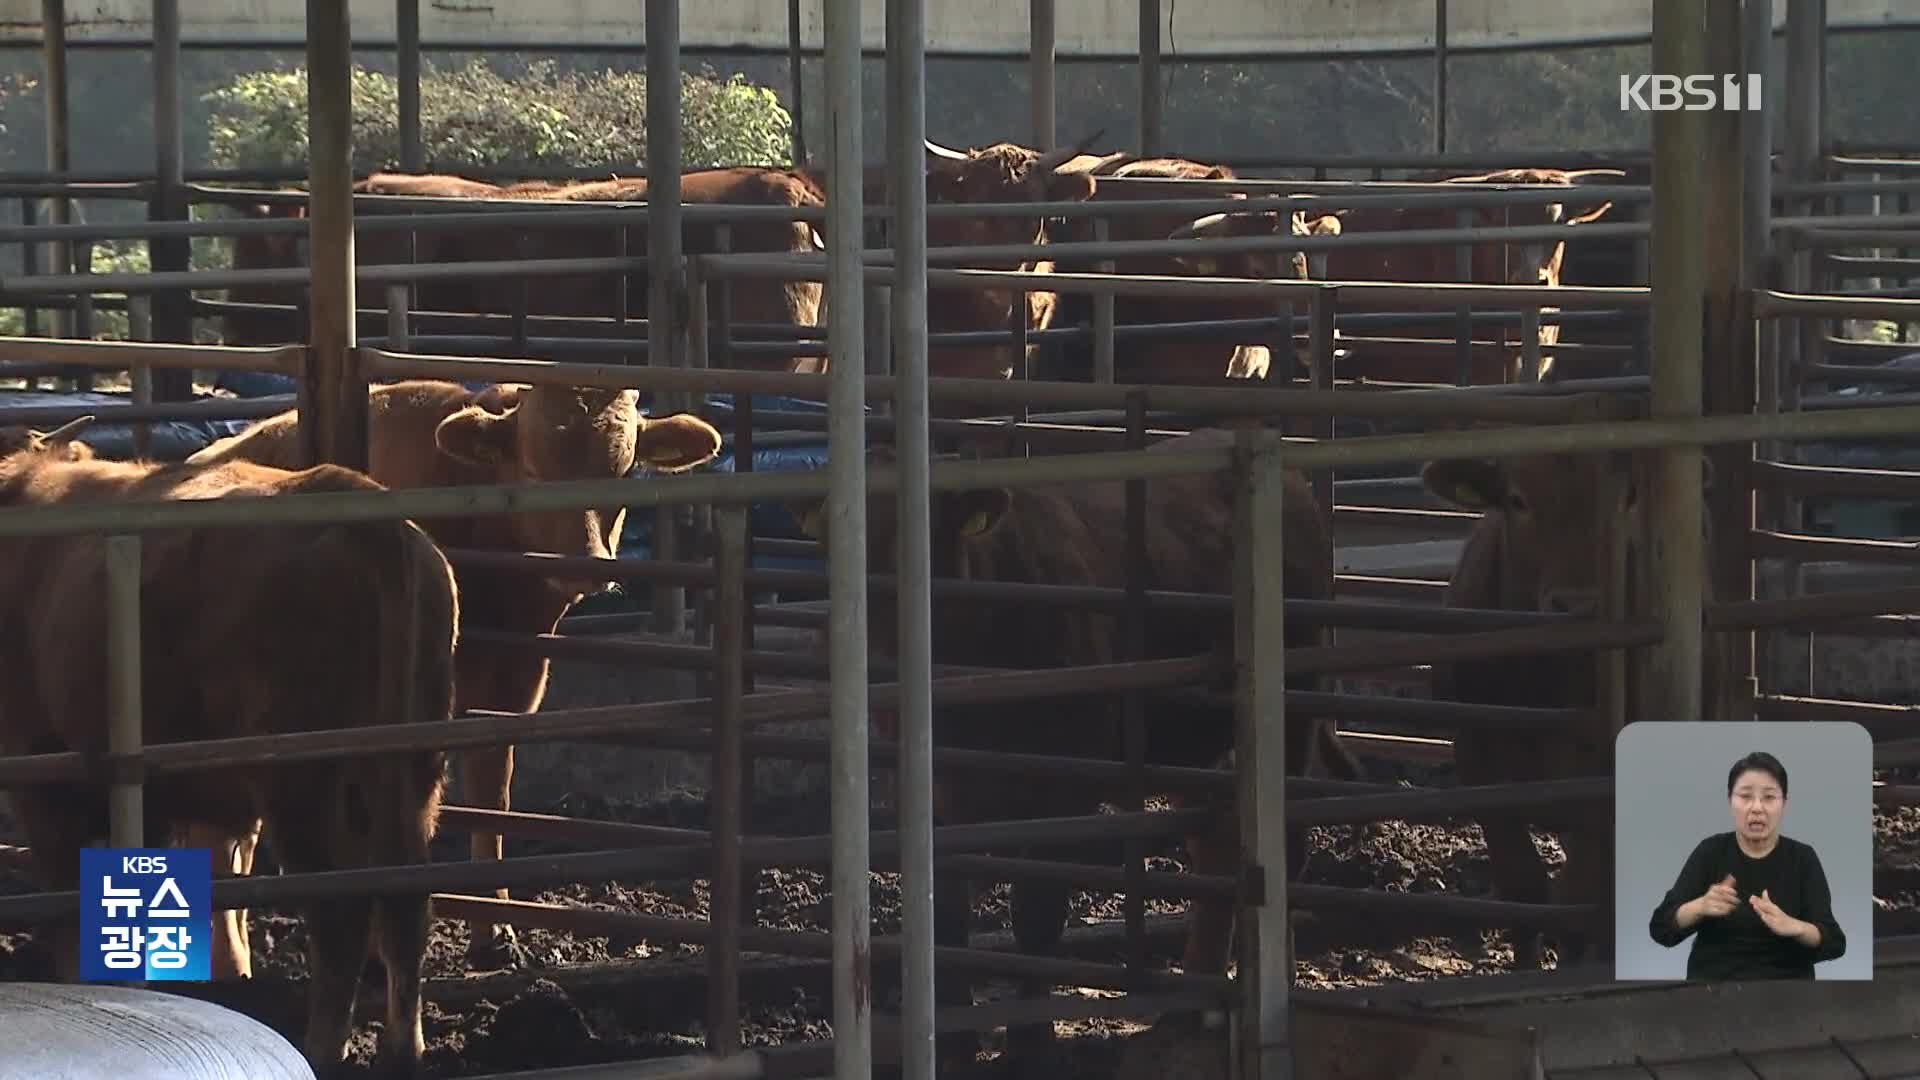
xmin=785 ymin=428 xmax=1357 ymax=1059
xmin=1319 ymin=168 xmax=1622 ymax=386
xmin=794 ymin=137 xmax=1100 ymax=409
xmin=0 ymin=417 xmax=458 ymax=1076
xmin=442 ymin=167 xmax=829 ymax=370
xmin=184 ymin=379 xmax=724 ymax=970
xmin=1042 ymin=153 xmax=1340 ymax=385
xmin=1420 ymin=449 xmax=1704 ymax=969
xmin=222 ymin=169 xmax=826 ymax=374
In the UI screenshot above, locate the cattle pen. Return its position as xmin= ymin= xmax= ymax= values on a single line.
xmin=2 ymin=2 xmax=1920 ymax=1080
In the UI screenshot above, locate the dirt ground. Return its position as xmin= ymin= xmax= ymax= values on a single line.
xmin=5 ymin=753 xmax=1917 ymax=1079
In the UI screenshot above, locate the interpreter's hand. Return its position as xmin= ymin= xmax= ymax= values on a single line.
xmin=1695 ymin=874 xmax=1740 ymax=918
xmin=1750 ymin=889 xmax=1804 ymax=938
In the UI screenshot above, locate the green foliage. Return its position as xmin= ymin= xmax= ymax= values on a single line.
xmin=202 ymin=57 xmax=793 ymax=175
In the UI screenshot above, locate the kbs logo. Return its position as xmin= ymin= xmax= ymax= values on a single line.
xmin=79 ymin=847 xmax=212 ymax=982
xmin=1619 ymin=74 xmax=1763 ymax=112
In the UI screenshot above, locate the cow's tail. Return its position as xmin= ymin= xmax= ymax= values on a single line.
xmin=358 ymin=516 xmax=458 ymax=855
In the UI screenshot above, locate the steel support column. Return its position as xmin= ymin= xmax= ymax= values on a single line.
xmin=888 ymin=0 xmax=934 ymax=1071
xmin=1137 ymin=0 xmax=1161 ymax=155
xmin=1233 ymin=429 xmax=1292 ymax=1079
xmin=823 ymin=0 xmax=872 ymax=1069
xmin=648 ymin=0 xmax=689 ymax=635
xmin=398 ymin=0 xmax=422 ymax=171
xmin=299 ymin=0 xmax=367 ymax=471
xmin=1640 ymin=0 xmax=1714 ymax=727
xmin=148 ymin=0 xmax=192 ymax=401
xmin=40 ymin=0 xmax=71 ymax=344
xmin=1030 ymin=0 xmax=1056 ymax=150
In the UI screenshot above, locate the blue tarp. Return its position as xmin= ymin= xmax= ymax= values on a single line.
xmin=0 ymin=389 xmax=259 ymax=461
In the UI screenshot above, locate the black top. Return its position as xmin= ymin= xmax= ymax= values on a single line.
xmin=1647 ymin=831 xmax=1847 ymax=980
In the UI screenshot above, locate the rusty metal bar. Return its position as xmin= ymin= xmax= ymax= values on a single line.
xmin=708 ymin=507 xmax=748 ymax=1055
xmin=0 ymin=337 xmax=304 ymax=372
xmin=0 ymin=808 xmax=1211 ymax=926
xmin=0 ymin=655 xmax=1221 ymax=788
xmin=1121 ymin=392 xmax=1149 ymax=972
xmin=429 ymin=894 xmax=1230 ymax=999
xmin=1286 ymin=777 xmax=1613 ymax=827
xmin=1752 ymin=459 xmax=1920 ymax=499
xmin=361 ymin=347 xmax=1613 ymax=420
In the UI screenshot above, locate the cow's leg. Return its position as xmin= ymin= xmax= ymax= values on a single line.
xmin=458 ymin=742 xmax=525 ymax=969
xmin=10 ymin=787 xmax=96 ymax=983
xmin=456 ymin=648 xmax=546 ymax=971
xmin=934 ymin=866 xmax=980 ymax=1071
xmin=266 ymin=818 xmax=374 ymax=1076
xmin=1175 ymin=800 xmax=1242 ymax=976
xmin=178 ymin=820 xmax=258 ymax=980
xmin=1004 ymin=874 xmax=1071 ymax=1063
xmin=370 ymin=799 xmax=437 ymax=1072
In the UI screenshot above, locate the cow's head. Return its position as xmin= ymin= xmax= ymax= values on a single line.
xmin=224 ymin=199 xmax=310 ymax=346
xmin=432 ymin=384 xmax=723 ymax=598
xmin=782 ymin=450 xmax=1011 ymax=774
xmin=1421 ymin=450 xmax=1710 ymax=618
xmin=1444 ymin=169 xmax=1622 ymax=286
xmin=922 ymin=132 xmax=1103 ymax=253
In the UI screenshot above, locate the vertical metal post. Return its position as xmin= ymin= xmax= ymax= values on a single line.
xmin=41 ymin=0 xmax=71 ymax=343
xmin=1640 ymin=0 xmax=1711 ymax=726
xmin=300 ymin=0 xmax=367 ymax=472
xmin=824 ymin=0 xmax=872 ymax=1069
xmin=1232 ymin=430 xmax=1291 ymax=1080
xmin=1705 ymin=0 xmax=1757 ymax=723
xmin=1093 ymin=218 xmax=1116 ymax=383
xmin=397 ymin=0 xmax=422 ymax=172
xmin=888 ymin=0 xmax=932 ymax=1071
xmin=1741 ymin=0 xmax=1773 ymax=287
xmin=106 ymin=534 xmax=144 ymax=850
xmin=386 ymin=283 xmax=411 ymax=351
xmin=149 ymin=0 xmax=191 ymax=401
xmin=128 ymin=295 xmax=153 ymax=460
xmin=648 ymin=0 xmax=688 ymax=635
xmin=788 ymin=0 xmax=808 ymax=165
xmin=1432 ymin=0 xmax=1448 ymax=153
xmin=1137 ymin=0 xmax=1161 ymax=155
xmin=1121 ymin=392 xmax=1148 ymax=971
xmin=707 ymin=505 xmax=748 ymax=1055
xmin=1029 ymin=0 xmax=1056 ymax=150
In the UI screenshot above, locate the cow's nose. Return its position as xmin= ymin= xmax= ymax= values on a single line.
xmin=1544 ymin=589 xmax=1599 ymax=617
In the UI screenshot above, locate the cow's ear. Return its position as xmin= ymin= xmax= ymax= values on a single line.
xmin=1421 ymin=458 xmax=1506 ymax=510
xmin=434 ymin=403 xmax=517 ymax=466
xmin=949 ymin=488 xmax=1012 ymax=539
xmin=634 ymin=413 xmax=723 ymax=473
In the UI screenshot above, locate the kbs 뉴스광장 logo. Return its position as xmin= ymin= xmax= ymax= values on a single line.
xmin=79 ymin=847 xmax=212 ymax=982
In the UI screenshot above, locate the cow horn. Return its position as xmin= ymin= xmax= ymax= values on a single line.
xmin=1032 ymin=127 xmax=1107 ymax=174
xmin=1169 ymin=212 xmax=1231 ymax=240
xmin=924 ymin=138 xmax=969 ymax=161
xmin=33 ymin=414 xmax=95 ymax=446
